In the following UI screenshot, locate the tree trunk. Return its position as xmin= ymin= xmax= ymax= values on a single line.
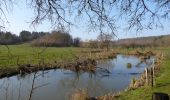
xmin=152 ymin=92 xmax=169 ymax=100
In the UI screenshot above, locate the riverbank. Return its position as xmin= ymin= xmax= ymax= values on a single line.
xmin=0 ymin=44 xmax=116 ymax=78
xmin=70 ymin=47 xmax=169 ymax=100
xmin=0 ymin=44 xmax=154 ymax=79
xmin=0 ymin=44 xmax=88 ymax=78
xmin=98 ymin=47 xmax=170 ymax=100
xmin=115 ymin=47 xmax=170 ymax=100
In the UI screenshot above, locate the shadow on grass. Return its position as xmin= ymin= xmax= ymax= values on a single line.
xmin=156 ymin=82 xmax=170 ymax=88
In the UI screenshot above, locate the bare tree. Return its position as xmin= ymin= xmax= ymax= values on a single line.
xmin=0 ymin=0 xmax=13 ymax=30
xmin=97 ymin=33 xmax=114 ymax=51
xmin=0 ymin=0 xmax=170 ymax=34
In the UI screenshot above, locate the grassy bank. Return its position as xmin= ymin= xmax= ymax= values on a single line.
xmin=0 ymin=44 xmax=97 ymax=78
xmin=116 ymin=47 xmax=170 ymax=100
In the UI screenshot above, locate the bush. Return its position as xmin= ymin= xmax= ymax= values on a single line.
xmin=31 ymin=31 xmax=73 ymax=47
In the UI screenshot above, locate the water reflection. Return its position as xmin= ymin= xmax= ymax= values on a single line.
xmin=0 ymin=55 xmax=153 ymax=100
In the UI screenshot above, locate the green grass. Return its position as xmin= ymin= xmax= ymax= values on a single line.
xmin=0 ymin=44 xmax=87 ymax=67
xmin=117 ymin=47 xmax=170 ymax=100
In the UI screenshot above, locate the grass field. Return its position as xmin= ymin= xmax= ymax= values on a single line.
xmin=0 ymin=44 xmax=88 ymax=67
xmin=0 ymin=43 xmax=158 ymax=67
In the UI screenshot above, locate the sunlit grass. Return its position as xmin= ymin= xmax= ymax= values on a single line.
xmin=0 ymin=44 xmax=87 ymax=67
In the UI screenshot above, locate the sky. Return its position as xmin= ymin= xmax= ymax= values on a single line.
xmin=3 ymin=1 xmax=170 ymax=41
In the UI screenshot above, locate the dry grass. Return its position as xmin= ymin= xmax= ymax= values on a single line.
xmin=71 ymin=89 xmax=88 ymax=100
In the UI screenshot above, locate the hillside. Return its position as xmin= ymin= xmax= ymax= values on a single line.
xmin=115 ymin=34 xmax=170 ymax=47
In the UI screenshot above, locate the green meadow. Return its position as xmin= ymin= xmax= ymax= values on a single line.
xmin=0 ymin=44 xmax=87 ymax=67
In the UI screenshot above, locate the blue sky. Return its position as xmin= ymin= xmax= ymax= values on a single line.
xmin=3 ymin=1 xmax=170 ymax=41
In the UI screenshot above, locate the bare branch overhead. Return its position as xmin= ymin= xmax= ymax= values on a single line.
xmin=0 ymin=0 xmax=170 ymax=34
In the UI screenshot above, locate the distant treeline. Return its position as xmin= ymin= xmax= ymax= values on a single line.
xmin=80 ymin=40 xmax=113 ymax=49
xmin=0 ymin=30 xmax=81 ymax=47
xmin=31 ymin=31 xmax=80 ymax=47
xmin=0 ymin=31 xmax=49 ymax=45
xmin=80 ymin=34 xmax=170 ymax=49
xmin=115 ymin=35 xmax=170 ymax=48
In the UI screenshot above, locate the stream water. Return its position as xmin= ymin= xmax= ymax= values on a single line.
xmin=0 ymin=55 xmax=154 ymax=100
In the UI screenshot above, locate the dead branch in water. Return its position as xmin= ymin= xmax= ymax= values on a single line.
xmin=28 ymin=72 xmax=37 ymax=100
xmin=95 ymin=66 xmax=111 ymax=74
xmin=28 ymin=71 xmax=49 ymax=100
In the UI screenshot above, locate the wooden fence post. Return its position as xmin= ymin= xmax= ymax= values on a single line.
xmin=153 ymin=59 xmax=156 ymax=85
xmin=145 ymin=68 xmax=148 ymax=86
xmin=145 ymin=59 xmax=155 ymax=87
xmin=151 ymin=67 xmax=154 ymax=87
xmin=153 ymin=59 xmax=155 ymax=86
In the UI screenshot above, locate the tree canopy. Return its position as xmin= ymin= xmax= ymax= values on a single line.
xmin=0 ymin=0 xmax=170 ymax=34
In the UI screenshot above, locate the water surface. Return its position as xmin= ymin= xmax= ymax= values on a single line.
xmin=0 ymin=55 xmax=153 ymax=100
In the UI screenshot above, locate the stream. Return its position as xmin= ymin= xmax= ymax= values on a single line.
xmin=0 ymin=55 xmax=154 ymax=100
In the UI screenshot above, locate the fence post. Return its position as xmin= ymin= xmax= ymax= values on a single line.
xmin=152 ymin=59 xmax=155 ymax=86
xmin=151 ymin=67 xmax=154 ymax=87
xmin=145 ymin=68 xmax=148 ymax=86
